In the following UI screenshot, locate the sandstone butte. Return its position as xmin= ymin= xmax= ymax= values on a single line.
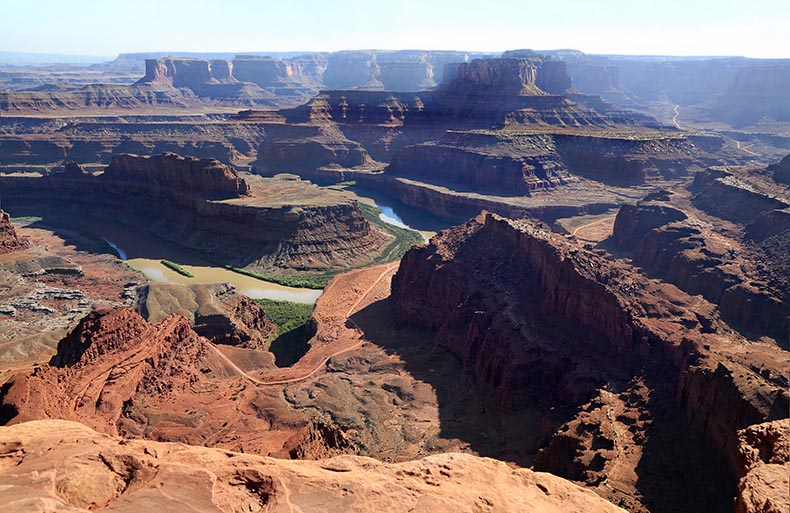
xmin=0 ymin=419 xmax=629 ymax=513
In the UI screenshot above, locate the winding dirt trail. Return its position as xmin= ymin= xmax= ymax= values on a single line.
xmin=209 ymin=262 xmax=400 ymax=387
xmin=672 ymin=105 xmax=682 ymax=129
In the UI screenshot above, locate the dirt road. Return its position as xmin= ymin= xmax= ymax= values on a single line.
xmin=210 ymin=262 xmax=400 ymax=387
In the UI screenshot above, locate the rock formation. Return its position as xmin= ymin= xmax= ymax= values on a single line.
xmin=391 ymin=212 xmax=788 ymax=511
xmin=0 ymin=210 xmax=29 ymax=254
xmin=386 ymin=132 xmax=577 ymax=195
xmin=3 ymin=308 xmax=209 ymax=427
xmin=0 ymin=419 xmax=628 ymax=513
xmin=103 ymin=152 xmax=250 ymax=201
xmin=609 ymin=159 xmax=790 ymax=344
xmin=126 ymin=50 xmax=479 ymax=108
xmin=0 ymin=153 xmax=387 ymax=272
xmin=611 ymin=201 xmax=687 ymax=250
xmin=136 ymin=282 xmax=276 ymax=349
xmin=0 ymin=84 xmax=207 ymax=114
xmin=231 ymin=55 xmax=739 ymax=229
xmin=736 ymin=420 xmax=790 ymax=513
xmin=0 ymin=307 xmax=324 ymax=454
xmin=691 ymin=166 xmax=789 ymax=224
xmin=552 ymin=134 xmax=717 ymax=185
xmin=0 ymin=115 xmax=275 ymax=167
xmin=769 ymin=155 xmax=790 ymax=184
xmin=441 ymin=57 xmax=572 ymax=96
xmin=711 ymin=65 xmax=790 ymax=127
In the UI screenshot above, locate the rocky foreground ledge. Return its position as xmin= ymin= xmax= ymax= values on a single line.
xmin=0 ymin=419 xmax=627 ymax=513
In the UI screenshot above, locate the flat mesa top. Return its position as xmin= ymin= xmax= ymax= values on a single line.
xmin=216 ymin=173 xmax=358 ymax=208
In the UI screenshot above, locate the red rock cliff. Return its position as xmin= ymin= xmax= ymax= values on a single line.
xmin=391 ymin=212 xmax=788 ymax=504
xmin=104 ymin=152 xmax=250 ymax=202
xmin=444 ymin=57 xmax=572 ymax=96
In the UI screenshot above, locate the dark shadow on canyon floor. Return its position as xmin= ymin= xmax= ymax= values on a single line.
xmin=350 ymin=296 xmax=543 ymax=467
xmin=269 ymin=326 xmax=310 ymax=368
xmin=632 ymin=374 xmax=737 ymax=513
xmin=351 ymin=296 xmax=737 ymax=513
xmin=6 ymin=201 xmax=219 ymax=266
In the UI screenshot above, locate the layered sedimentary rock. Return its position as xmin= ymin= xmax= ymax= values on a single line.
xmin=384 ymin=131 xmax=715 ymax=199
xmin=691 ymin=166 xmax=790 ymax=223
xmin=127 ymin=50 xmax=478 ymax=108
xmin=0 ymin=210 xmax=29 ymax=254
xmin=0 ymin=153 xmax=386 ymax=272
xmin=379 ymin=60 xmax=436 ymax=91
xmin=264 ymin=55 xmax=658 ymax=137
xmin=232 ymin=54 xmax=327 ymax=91
xmin=0 ymin=307 xmax=326 ymax=454
xmin=612 ymin=174 xmax=789 ymax=344
xmin=1 ymin=308 xmax=211 ymax=431
xmin=434 ymin=58 xmax=627 ymax=128
xmin=104 ymin=152 xmax=250 ymax=200
xmin=135 ymin=55 xmax=329 ymax=105
xmin=246 ymin=55 xmax=728 ymax=206
xmin=519 ymin=51 xmax=790 ymax=135
xmin=0 ymin=419 xmax=628 ymax=513
xmin=0 ymin=84 xmax=206 ymax=114
xmin=518 ymin=50 xmax=623 ymax=97
xmin=323 ymin=51 xmax=382 ymax=90
xmin=140 ymin=58 xmax=231 ymax=88
xmin=392 ymin=212 xmax=788 ymax=510
xmin=442 ymin=57 xmax=572 ymax=95
xmin=553 ymin=134 xmax=719 ymax=185
xmin=386 ymin=132 xmax=576 ymax=195
xmin=0 ymin=116 xmax=266 ymax=167
xmin=611 ymin=200 xmax=687 ymax=250
xmin=257 ymin=136 xmax=373 ymax=174
xmin=711 ymin=65 xmax=790 ymax=127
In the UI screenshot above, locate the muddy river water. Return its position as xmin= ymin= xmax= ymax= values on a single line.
xmin=53 ymin=187 xmax=450 ymax=304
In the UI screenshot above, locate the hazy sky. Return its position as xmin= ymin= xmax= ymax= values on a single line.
xmin=2 ymin=0 xmax=788 ymax=58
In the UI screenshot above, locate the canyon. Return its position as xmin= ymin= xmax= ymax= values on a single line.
xmin=391 ymin=211 xmax=788 ymax=512
xmin=611 ymin=162 xmax=790 ymax=343
xmin=0 ymin=152 xmax=388 ymax=274
xmin=1 ymin=46 xmax=788 ymax=513
xmin=236 ymin=56 xmax=740 ymax=226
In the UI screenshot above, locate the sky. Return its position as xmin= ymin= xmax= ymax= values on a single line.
xmin=1 ymin=0 xmax=789 ymax=59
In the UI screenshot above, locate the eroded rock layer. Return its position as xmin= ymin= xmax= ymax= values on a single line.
xmin=136 ymin=282 xmax=276 ymax=350
xmin=0 ymin=419 xmax=628 ymax=513
xmin=0 ymin=153 xmax=386 ymax=272
xmin=611 ymin=160 xmax=790 ymax=344
xmin=391 ymin=212 xmax=788 ymax=511
xmin=0 ymin=307 xmax=348 ymax=457
xmin=736 ymin=420 xmax=790 ymax=513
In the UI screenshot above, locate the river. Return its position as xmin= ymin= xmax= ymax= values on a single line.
xmin=14 ymin=188 xmax=450 ymax=304
xmin=74 ymin=217 xmax=324 ymax=304
xmin=344 ymin=185 xmax=451 ymax=242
